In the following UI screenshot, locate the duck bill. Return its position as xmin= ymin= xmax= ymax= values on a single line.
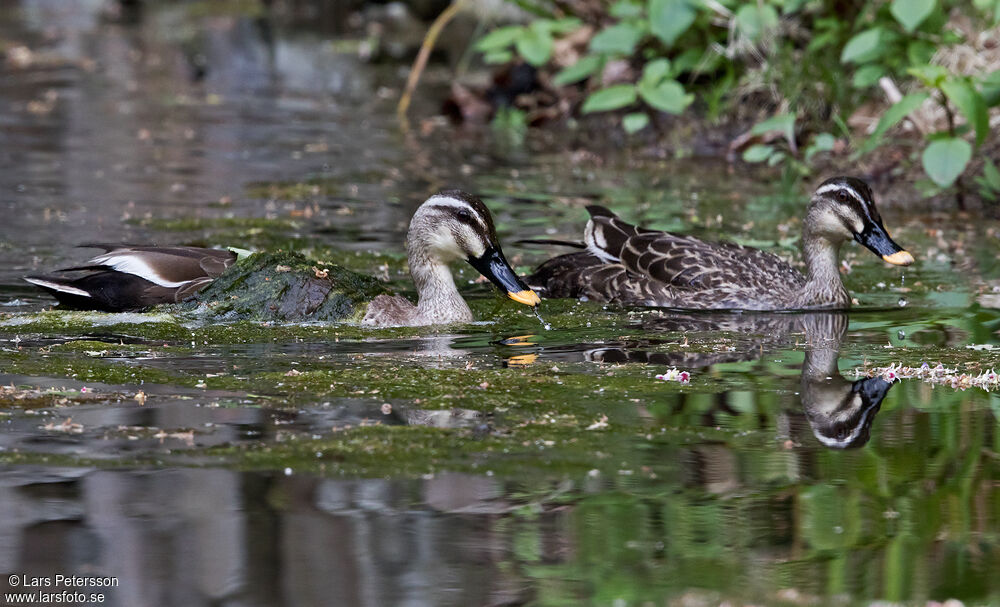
xmin=854 ymin=222 xmax=914 ymax=266
xmin=468 ymin=247 xmax=540 ymax=307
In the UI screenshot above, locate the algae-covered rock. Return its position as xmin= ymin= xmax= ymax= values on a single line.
xmin=184 ymin=251 xmax=390 ymax=322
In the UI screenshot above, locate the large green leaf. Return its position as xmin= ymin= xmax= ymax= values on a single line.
xmin=582 ymin=85 xmax=638 ymax=113
xmin=890 ymin=0 xmax=936 ymax=32
xmin=941 ymin=77 xmax=989 ymax=146
xmin=648 ymin=0 xmax=697 ymax=46
xmin=735 ymin=4 xmax=779 ymax=40
xmin=638 ymin=79 xmax=693 ymax=114
xmin=589 ymin=22 xmax=644 ymax=55
xmin=552 ymin=55 xmax=604 ymax=86
xmin=922 ymin=138 xmax=972 ymax=187
xmin=515 ymin=23 xmax=554 ymax=66
xmin=861 ymin=92 xmax=929 ymax=154
xmin=840 ymin=27 xmax=883 ymax=63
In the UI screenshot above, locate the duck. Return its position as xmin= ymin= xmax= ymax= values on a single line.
xmin=526 ymin=176 xmax=914 ymax=310
xmin=24 ymin=245 xmax=238 ymax=312
xmin=361 ymin=190 xmax=539 ymax=326
xmin=24 ymin=190 xmax=540 ymax=326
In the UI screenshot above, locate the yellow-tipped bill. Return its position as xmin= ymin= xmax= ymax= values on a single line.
xmin=508 ymin=289 xmax=541 ymax=306
xmin=882 ymin=250 xmax=914 ymax=266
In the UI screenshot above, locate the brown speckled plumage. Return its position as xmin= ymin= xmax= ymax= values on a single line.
xmin=528 ymin=177 xmax=913 ymax=311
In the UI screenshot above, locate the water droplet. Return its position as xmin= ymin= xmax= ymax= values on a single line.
xmin=532 ymin=308 xmax=551 ymax=330
xmin=897 ymin=297 xmax=907 ymax=307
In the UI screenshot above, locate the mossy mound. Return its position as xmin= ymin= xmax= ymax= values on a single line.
xmin=184 ymin=251 xmax=390 ymax=322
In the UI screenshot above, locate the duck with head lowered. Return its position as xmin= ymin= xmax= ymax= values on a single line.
xmin=24 ymin=190 xmax=540 ymax=327
xmin=527 ymin=176 xmax=914 ymax=310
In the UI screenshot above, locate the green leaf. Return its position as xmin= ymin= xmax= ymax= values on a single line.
xmin=648 ymin=0 xmax=697 ymax=46
xmin=852 ymin=64 xmax=885 ymax=88
xmin=541 ymin=17 xmax=584 ymax=34
xmin=751 ymin=113 xmax=796 ymax=148
xmin=907 ymin=64 xmax=949 ymax=88
xmin=980 ymin=69 xmax=1000 ymax=106
xmin=483 ymin=50 xmax=514 ymax=65
xmin=941 ymin=78 xmax=989 ymax=146
xmin=921 ymin=138 xmax=972 ymax=187
xmin=589 ymin=22 xmax=644 ymax=55
xmin=623 ymin=112 xmax=650 ymax=133
xmin=983 ymin=158 xmax=1000 ymax=190
xmin=742 ymin=144 xmax=775 ymax=163
xmin=890 ymin=0 xmax=936 ymax=32
xmin=735 ymin=4 xmax=779 ymax=40
xmin=476 ymin=26 xmax=524 ymax=52
xmin=840 ymin=28 xmax=883 ymax=63
xmin=640 ymin=58 xmax=672 ymax=85
xmin=610 ymin=0 xmax=644 ymax=18
xmin=805 ymin=133 xmax=836 ymax=161
xmin=637 ymin=79 xmax=693 ymax=114
xmin=515 ymin=23 xmax=554 ymax=66
xmin=767 ymin=150 xmax=787 ymax=166
xmin=582 ymin=84 xmax=638 ymax=113
xmin=552 ymin=55 xmax=604 ymax=86
xmin=861 ymin=92 xmax=929 ymax=154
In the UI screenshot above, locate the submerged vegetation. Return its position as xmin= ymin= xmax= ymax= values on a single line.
xmin=474 ymin=0 xmax=1000 ymax=203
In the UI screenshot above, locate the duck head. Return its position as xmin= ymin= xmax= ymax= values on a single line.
xmin=408 ymin=190 xmax=540 ymax=307
xmin=807 ymin=176 xmax=914 ymax=266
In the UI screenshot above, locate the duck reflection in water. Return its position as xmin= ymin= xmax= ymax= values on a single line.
xmin=538 ymin=312 xmax=896 ymax=449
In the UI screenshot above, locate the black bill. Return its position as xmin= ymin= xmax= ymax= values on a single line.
xmin=467 ymin=247 xmax=541 ymax=306
xmin=854 ymin=221 xmax=914 ymax=266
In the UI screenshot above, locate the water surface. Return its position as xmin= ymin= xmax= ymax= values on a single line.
xmin=0 ymin=2 xmax=998 ymax=606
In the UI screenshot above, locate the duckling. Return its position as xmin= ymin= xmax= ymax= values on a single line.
xmin=527 ymin=176 xmax=913 ymax=310
xmin=24 ymin=191 xmax=540 ymax=326
xmin=362 ymin=190 xmax=539 ymax=326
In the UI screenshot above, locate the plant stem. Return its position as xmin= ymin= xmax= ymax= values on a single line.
xmin=939 ymin=90 xmax=967 ymax=210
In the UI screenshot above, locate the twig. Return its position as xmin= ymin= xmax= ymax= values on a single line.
xmin=397 ymin=0 xmax=469 ymax=127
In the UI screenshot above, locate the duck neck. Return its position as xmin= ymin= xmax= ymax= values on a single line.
xmin=408 ymin=243 xmax=473 ymax=324
xmin=800 ymin=228 xmax=849 ymax=308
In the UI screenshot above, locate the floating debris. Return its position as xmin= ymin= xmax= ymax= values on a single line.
xmin=655 ymin=369 xmax=691 ymax=384
xmin=856 ymin=363 xmax=1000 ymax=392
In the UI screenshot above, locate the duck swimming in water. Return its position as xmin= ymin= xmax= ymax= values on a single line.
xmin=24 ymin=190 xmax=540 ymax=326
xmin=527 ymin=176 xmax=914 ymax=310
xmin=361 ymin=190 xmax=539 ymax=326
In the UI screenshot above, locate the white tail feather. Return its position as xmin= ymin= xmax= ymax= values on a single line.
xmin=23 ymin=277 xmax=92 ymax=297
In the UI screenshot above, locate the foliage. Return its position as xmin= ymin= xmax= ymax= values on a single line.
xmin=476 ymin=0 xmax=1000 ymax=201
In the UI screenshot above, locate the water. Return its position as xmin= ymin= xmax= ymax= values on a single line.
xmin=0 ymin=2 xmax=998 ymax=606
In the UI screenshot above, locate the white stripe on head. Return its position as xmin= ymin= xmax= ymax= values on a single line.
xmin=420 ymin=194 xmax=488 ymax=232
xmin=90 ymin=252 xmax=188 ymax=287
xmin=23 ymin=277 xmax=92 ymax=297
xmin=815 ymin=183 xmax=866 ymax=205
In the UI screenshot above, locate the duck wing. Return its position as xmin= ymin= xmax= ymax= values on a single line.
xmin=585 ymin=208 xmax=799 ymax=292
xmin=64 ymin=245 xmax=237 ymax=287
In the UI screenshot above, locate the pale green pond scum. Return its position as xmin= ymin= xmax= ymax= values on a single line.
xmin=0 ymin=2 xmax=997 ymax=606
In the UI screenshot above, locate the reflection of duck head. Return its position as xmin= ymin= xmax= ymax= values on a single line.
xmin=798 ymin=314 xmax=895 ymax=449
xmin=801 ymin=374 xmax=894 ymax=449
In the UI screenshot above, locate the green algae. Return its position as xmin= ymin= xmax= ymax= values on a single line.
xmin=184 ymin=250 xmax=389 ymax=322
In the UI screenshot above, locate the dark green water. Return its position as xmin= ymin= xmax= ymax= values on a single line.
xmin=0 ymin=2 xmax=997 ymax=606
